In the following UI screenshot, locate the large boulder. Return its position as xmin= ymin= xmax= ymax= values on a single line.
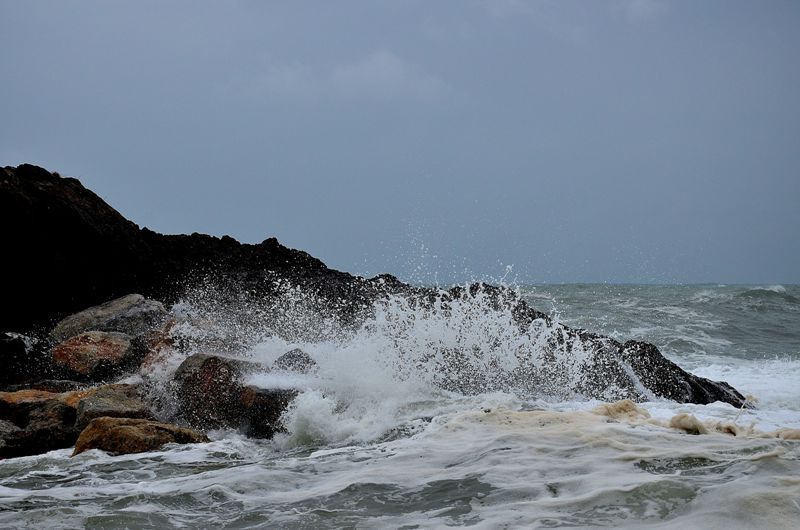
xmin=72 ymin=417 xmax=209 ymax=456
xmin=173 ymin=353 xmax=263 ymax=429
xmin=51 ymin=331 xmax=145 ymax=381
xmin=50 ymin=294 xmax=166 ymax=342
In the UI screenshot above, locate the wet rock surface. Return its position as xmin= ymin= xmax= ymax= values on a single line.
xmin=173 ymin=353 xmax=292 ymax=436
xmin=238 ymin=386 xmax=299 ymax=438
xmin=72 ymin=417 xmax=209 ymax=456
xmin=0 ymin=384 xmax=155 ymax=458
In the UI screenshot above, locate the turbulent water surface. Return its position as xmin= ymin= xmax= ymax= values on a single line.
xmin=1 ymin=284 xmax=799 ymax=529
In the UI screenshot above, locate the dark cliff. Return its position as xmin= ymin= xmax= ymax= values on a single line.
xmin=1 ymin=164 xmax=389 ymax=332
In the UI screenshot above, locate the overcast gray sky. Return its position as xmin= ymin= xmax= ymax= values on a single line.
xmin=2 ymin=1 xmax=799 ymax=284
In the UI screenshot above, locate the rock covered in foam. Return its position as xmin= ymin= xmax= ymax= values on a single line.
xmin=72 ymin=417 xmax=208 ymax=456
xmin=50 ymin=294 xmax=166 ymax=342
xmin=272 ymin=348 xmax=317 ymax=374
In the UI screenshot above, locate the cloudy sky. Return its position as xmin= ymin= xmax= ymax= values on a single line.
xmin=2 ymin=1 xmax=799 ymax=284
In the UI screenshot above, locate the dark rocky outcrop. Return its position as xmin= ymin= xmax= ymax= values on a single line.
xmin=72 ymin=417 xmax=209 ymax=456
xmin=617 ymin=341 xmax=745 ymax=405
xmin=1 ymin=164 xmax=390 ymax=334
xmin=0 ymin=164 xmax=747 ymax=410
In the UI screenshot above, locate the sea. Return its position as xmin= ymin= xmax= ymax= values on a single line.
xmin=1 ymin=284 xmax=798 ymax=529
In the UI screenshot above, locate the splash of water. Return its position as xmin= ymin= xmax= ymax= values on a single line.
xmin=144 ymin=281 xmax=666 ymax=446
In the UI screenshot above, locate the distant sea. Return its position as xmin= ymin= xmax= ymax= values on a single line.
xmin=2 ymin=284 xmax=798 ymax=528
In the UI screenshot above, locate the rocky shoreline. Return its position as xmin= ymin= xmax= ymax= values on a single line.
xmin=1 ymin=164 xmax=748 ymax=459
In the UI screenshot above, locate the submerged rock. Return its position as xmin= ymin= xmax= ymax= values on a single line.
xmin=72 ymin=417 xmax=209 ymax=456
xmin=50 ymin=294 xmax=166 ymax=342
xmin=51 ymin=331 xmax=145 ymax=381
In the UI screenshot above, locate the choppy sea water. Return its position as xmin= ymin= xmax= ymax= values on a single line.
xmin=1 ymin=284 xmax=799 ymax=529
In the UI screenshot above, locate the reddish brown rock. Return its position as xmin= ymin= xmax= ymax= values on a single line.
xmin=0 ymin=389 xmax=59 ymax=426
xmin=51 ymin=331 xmax=143 ymax=381
xmin=72 ymin=417 xmax=209 ymax=456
